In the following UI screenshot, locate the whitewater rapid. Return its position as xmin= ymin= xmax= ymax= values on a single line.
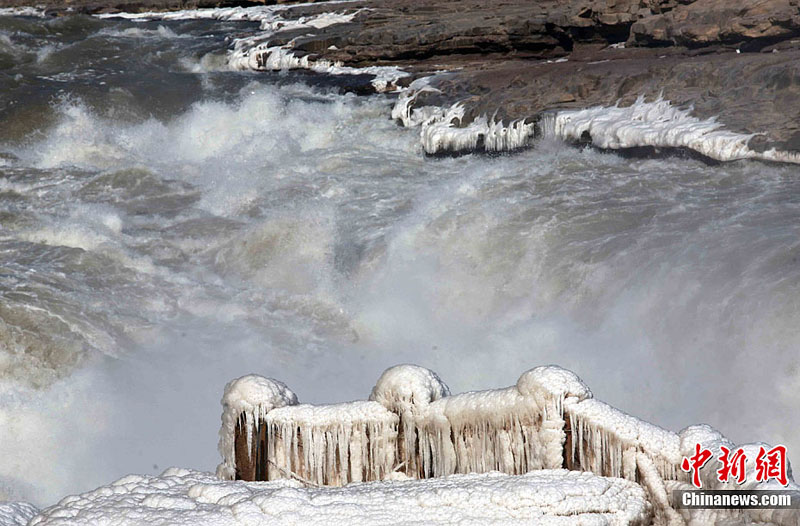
xmin=0 ymin=7 xmax=799 ymax=508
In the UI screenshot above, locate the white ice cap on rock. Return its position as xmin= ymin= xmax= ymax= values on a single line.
xmin=369 ymin=364 xmax=450 ymax=413
xmin=516 ymin=365 xmax=592 ymax=403
xmin=221 ymin=375 xmax=298 ymax=415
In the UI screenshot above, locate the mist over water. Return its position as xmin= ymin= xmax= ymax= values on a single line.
xmin=1 ymin=13 xmax=799 ymax=506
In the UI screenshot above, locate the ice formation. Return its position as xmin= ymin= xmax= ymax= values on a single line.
xmin=215 ymin=375 xmax=298 ymax=481
xmin=391 ymin=85 xmax=535 ymax=154
xmin=566 ymin=399 xmax=681 ymax=481
xmin=216 ymin=364 xmax=799 ymax=526
xmin=394 ymin=85 xmax=800 ymax=162
xmin=265 ymin=401 xmax=398 ymax=485
xmin=0 ymin=7 xmax=47 ymax=17
xmin=537 ymin=96 xmax=800 ymax=163
xmin=228 ymin=44 xmax=408 ymax=93
xmin=95 ymin=4 xmax=290 ymax=21
xmin=369 ymin=364 xmax=450 ymax=477
xmin=218 ymin=6 xmax=407 ymax=92
xmin=27 ymin=468 xmax=652 ymax=526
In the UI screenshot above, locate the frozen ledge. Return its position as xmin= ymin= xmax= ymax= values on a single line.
xmin=392 ymin=85 xmax=800 ymax=164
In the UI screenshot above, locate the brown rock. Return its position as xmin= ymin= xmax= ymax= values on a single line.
xmin=630 ymin=0 xmax=800 ymax=49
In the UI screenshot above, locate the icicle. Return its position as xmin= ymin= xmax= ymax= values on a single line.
xmin=265 ymin=401 xmax=398 ymax=486
xmin=215 ymin=375 xmax=298 ymax=480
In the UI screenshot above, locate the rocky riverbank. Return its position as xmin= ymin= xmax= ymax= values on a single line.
xmin=273 ymin=0 xmax=800 ymax=160
xmin=4 ymin=0 xmax=800 ymax=160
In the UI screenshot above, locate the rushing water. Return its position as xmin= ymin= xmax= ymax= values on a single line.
xmin=1 ymin=11 xmax=799 ymax=506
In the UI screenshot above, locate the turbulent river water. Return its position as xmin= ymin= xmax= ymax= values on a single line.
xmin=1 ymin=11 xmax=799 ymax=506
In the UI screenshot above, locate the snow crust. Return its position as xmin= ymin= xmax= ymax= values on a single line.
xmin=0 ymin=502 xmax=38 ymax=526
xmin=216 ymin=375 xmax=298 ymax=480
xmin=28 ymin=468 xmax=652 ymax=526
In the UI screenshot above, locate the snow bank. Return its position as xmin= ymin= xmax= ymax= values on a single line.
xmin=28 ymin=468 xmax=652 ymax=526
xmin=0 ymin=502 xmax=38 ymax=526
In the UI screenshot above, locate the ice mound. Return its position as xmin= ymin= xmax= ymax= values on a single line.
xmin=27 ymin=469 xmax=652 ymax=526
